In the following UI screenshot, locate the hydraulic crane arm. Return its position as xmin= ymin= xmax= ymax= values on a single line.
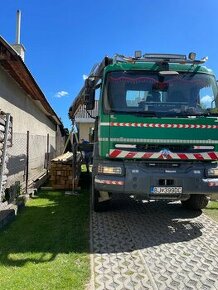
xmin=68 ymin=57 xmax=112 ymax=120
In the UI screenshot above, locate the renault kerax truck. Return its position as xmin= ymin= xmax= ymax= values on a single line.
xmin=69 ymin=52 xmax=218 ymax=211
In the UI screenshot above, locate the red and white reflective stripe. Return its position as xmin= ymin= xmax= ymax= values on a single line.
xmin=108 ymin=122 xmax=218 ymax=129
xmin=95 ymin=178 xmax=124 ymax=186
xmin=109 ymin=149 xmax=218 ymax=160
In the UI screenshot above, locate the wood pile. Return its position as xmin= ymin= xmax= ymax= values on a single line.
xmin=50 ymin=151 xmax=82 ymax=189
xmin=0 ymin=111 xmax=12 ymax=202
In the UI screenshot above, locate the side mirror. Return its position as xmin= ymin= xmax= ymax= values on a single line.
xmin=84 ymin=79 xmax=95 ymax=110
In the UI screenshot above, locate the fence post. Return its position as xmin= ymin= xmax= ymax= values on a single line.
xmin=25 ymin=131 xmax=29 ymax=194
xmin=46 ymin=133 xmax=49 ymax=174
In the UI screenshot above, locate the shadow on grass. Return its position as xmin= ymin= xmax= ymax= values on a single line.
xmin=0 ymin=190 xmax=90 ymax=267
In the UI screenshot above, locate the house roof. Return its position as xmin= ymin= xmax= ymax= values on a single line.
xmin=0 ymin=35 xmax=61 ymax=125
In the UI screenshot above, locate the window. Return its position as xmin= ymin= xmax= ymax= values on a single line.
xmin=103 ymin=71 xmax=218 ymax=116
xmin=199 ymin=87 xmax=215 ymax=109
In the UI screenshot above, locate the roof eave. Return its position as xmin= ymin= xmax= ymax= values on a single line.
xmin=0 ymin=35 xmax=62 ymax=126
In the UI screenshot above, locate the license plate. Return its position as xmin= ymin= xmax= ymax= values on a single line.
xmin=151 ymin=186 xmax=183 ymax=194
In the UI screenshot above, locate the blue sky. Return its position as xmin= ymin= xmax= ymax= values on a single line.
xmin=0 ymin=0 xmax=218 ymax=128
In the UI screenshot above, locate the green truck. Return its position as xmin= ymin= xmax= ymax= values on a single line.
xmin=69 ymin=52 xmax=218 ymax=211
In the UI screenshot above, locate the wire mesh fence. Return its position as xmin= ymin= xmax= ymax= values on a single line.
xmin=7 ymin=131 xmax=57 ymax=192
xmin=7 ymin=132 xmax=26 ymax=187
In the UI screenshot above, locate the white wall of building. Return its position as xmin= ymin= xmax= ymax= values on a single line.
xmin=0 ymin=66 xmax=56 ymax=135
xmin=78 ymin=123 xmax=94 ymax=141
xmin=0 ymin=66 xmax=57 ymax=188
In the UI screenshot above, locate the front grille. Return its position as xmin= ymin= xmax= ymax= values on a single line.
xmin=146 ymin=162 xmax=180 ymax=168
xmin=115 ymin=144 xmax=214 ymax=153
xmin=137 ymin=144 xmax=190 ymax=152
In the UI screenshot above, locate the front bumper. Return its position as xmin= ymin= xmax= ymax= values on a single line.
xmin=94 ymin=162 xmax=218 ymax=199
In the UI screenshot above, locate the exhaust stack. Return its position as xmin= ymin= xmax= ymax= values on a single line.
xmin=12 ymin=10 xmax=25 ymax=61
xmin=16 ymin=10 xmax=21 ymax=44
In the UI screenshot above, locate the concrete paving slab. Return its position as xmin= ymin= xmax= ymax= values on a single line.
xmin=91 ymin=195 xmax=218 ymax=290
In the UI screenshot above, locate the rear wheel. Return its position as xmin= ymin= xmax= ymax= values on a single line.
xmin=181 ymin=194 xmax=209 ymax=210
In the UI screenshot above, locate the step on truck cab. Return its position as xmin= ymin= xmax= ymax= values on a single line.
xmin=69 ymin=52 xmax=218 ymax=211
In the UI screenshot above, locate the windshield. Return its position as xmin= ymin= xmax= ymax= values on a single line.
xmin=104 ymin=71 xmax=218 ymax=116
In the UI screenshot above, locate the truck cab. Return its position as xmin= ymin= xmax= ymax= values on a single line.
xmin=70 ymin=53 xmax=218 ymax=211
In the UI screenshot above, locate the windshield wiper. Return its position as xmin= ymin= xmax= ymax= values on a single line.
xmin=109 ymin=110 xmax=218 ymax=118
xmin=110 ymin=110 xmax=158 ymax=116
xmin=180 ymin=109 xmax=218 ymax=117
xmin=134 ymin=111 xmax=158 ymax=117
xmin=203 ymin=112 xmax=218 ymax=117
xmin=110 ymin=110 xmax=131 ymax=114
xmin=203 ymin=109 xmax=218 ymax=117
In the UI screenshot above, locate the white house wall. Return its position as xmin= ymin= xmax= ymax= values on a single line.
xmin=78 ymin=123 xmax=94 ymax=141
xmin=0 ymin=65 xmax=57 ymax=187
xmin=0 ymin=66 xmax=56 ymax=135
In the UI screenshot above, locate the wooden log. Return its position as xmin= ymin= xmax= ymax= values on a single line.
xmin=0 ymin=131 xmax=4 ymax=141
xmin=0 ymin=117 xmax=5 ymax=126
xmin=50 ymin=152 xmax=81 ymax=190
xmin=0 ymin=125 xmax=5 ymax=132
xmin=0 ymin=141 xmax=11 ymax=148
xmin=51 ymin=151 xmax=73 ymax=162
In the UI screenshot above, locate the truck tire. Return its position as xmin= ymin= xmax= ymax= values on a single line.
xmin=181 ymin=194 xmax=209 ymax=210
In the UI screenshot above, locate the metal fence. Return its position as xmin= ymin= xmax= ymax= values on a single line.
xmin=7 ymin=131 xmax=56 ymax=192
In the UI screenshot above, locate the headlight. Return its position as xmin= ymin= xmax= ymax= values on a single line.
xmin=207 ymin=168 xmax=218 ymax=177
xmin=98 ymin=165 xmax=122 ymax=175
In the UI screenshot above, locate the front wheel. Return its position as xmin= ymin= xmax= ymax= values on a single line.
xmin=181 ymin=194 xmax=209 ymax=210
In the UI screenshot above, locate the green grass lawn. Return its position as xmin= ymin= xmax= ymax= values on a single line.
xmin=0 ymin=190 xmax=90 ymax=290
xmin=203 ymin=201 xmax=218 ymax=222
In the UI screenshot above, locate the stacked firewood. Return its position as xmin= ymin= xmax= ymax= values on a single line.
xmin=50 ymin=151 xmax=82 ymax=189
xmin=0 ymin=112 xmax=12 ymax=201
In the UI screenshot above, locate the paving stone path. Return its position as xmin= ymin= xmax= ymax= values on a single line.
xmin=90 ymin=195 xmax=218 ymax=290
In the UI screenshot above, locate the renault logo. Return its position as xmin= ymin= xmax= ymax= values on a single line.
xmin=160 ymin=149 xmax=172 ymax=159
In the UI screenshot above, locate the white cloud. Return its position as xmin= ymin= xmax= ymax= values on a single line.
xmin=54 ymin=90 xmax=69 ymax=98
xmin=201 ymin=95 xmax=213 ymax=108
